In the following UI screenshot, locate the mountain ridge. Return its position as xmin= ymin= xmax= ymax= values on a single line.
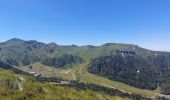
xmin=1 ymin=38 xmax=170 ymax=96
xmin=0 ymin=38 xmax=149 ymax=50
xmin=1 ymin=38 xmax=170 ymax=52
xmin=0 ymin=38 xmax=169 ymax=67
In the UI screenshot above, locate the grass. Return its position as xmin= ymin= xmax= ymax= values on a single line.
xmin=0 ymin=70 xmax=130 ymax=100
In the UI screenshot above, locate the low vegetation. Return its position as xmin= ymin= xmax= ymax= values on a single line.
xmin=0 ymin=70 xmax=130 ymax=100
xmin=41 ymin=54 xmax=83 ymax=67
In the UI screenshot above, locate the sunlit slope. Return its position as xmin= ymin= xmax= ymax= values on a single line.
xmin=0 ymin=70 xmax=130 ymax=100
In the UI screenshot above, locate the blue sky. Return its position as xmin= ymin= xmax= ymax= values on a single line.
xmin=0 ymin=0 xmax=170 ymax=51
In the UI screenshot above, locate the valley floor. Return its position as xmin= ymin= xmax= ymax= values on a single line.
xmin=17 ymin=62 xmax=162 ymax=99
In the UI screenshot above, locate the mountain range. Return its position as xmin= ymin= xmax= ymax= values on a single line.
xmin=0 ymin=38 xmax=170 ymax=98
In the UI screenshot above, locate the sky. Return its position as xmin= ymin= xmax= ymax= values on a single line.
xmin=0 ymin=0 xmax=170 ymax=51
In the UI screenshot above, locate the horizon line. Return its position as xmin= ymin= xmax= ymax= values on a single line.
xmin=1 ymin=37 xmax=170 ymax=52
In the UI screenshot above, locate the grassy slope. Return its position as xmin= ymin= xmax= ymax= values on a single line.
xmin=0 ymin=70 xmax=130 ymax=100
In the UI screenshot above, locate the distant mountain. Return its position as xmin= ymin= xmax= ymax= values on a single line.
xmin=0 ymin=38 xmax=156 ymax=66
xmin=0 ymin=38 xmax=170 ymax=95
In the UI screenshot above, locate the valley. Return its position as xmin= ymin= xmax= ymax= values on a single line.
xmin=17 ymin=62 xmax=160 ymax=98
xmin=1 ymin=0 xmax=170 ymax=99
xmin=0 ymin=38 xmax=170 ymax=99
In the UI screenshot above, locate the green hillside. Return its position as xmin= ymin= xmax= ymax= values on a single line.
xmin=0 ymin=69 xmax=130 ymax=100
xmin=0 ymin=38 xmax=170 ymax=99
xmin=88 ymin=54 xmax=170 ymax=94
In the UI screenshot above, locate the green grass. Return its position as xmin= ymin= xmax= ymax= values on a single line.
xmin=0 ymin=70 xmax=130 ymax=100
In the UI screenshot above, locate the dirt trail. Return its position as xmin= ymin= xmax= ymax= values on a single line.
xmin=102 ymin=84 xmax=132 ymax=94
xmin=60 ymin=69 xmax=71 ymax=74
xmin=73 ymin=72 xmax=76 ymax=80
